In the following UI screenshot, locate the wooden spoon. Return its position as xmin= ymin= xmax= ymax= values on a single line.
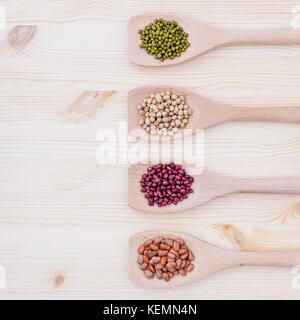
xmin=129 ymin=231 xmax=300 ymax=288
xmin=128 ymin=13 xmax=300 ymax=66
xmin=128 ymin=165 xmax=300 ymax=213
xmin=128 ymin=86 xmax=300 ymax=137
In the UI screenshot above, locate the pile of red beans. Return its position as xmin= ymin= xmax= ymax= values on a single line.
xmin=140 ymin=162 xmax=194 ymax=207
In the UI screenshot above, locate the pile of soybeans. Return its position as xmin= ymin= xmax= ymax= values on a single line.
xmin=137 ymin=90 xmax=193 ymax=136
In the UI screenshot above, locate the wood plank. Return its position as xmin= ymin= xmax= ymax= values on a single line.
xmin=1 ymin=0 xmax=298 ymax=25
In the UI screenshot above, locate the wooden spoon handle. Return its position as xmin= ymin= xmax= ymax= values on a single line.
xmin=232 ymin=106 xmax=300 ymax=123
xmin=231 ymin=28 xmax=300 ymax=45
xmin=239 ymin=251 xmax=300 ymax=267
xmin=236 ymin=177 xmax=300 ymax=194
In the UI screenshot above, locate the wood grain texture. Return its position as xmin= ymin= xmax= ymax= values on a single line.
xmin=0 ymin=0 xmax=300 ymax=299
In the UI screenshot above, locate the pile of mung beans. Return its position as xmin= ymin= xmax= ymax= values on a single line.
xmin=138 ymin=18 xmax=190 ymax=61
xmin=137 ymin=91 xmax=192 ymax=136
xmin=137 ymin=236 xmax=195 ymax=281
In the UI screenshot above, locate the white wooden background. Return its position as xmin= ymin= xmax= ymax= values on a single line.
xmin=0 ymin=0 xmax=300 ymax=300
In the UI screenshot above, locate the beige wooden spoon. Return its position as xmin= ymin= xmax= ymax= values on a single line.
xmin=128 ymin=86 xmax=300 ymax=137
xmin=128 ymin=165 xmax=300 ymax=213
xmin=128 ymin=13 xmax=300 ymax=66
xmin=130 ymin=231 xmax=300 ymax=288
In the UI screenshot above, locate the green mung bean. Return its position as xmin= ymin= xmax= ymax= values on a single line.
xmin=138 ymin=18 xmax=190 ymax=61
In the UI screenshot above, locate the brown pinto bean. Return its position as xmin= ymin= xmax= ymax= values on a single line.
xmin=180 ymin=253 xmax=189 ymax=260
xmin=188 ymin=251 xmax=195 ymax=261
xmin=160 ymin=256 xmax=167 ymax=266
xmin=143 ymin=255 xmax=150 ymax=263
xmin=166 ymin=262 xmax=176 ymax=270
xmin=150 ymin=244 xmax=159 ymax=251
xmin=156 ymin=270 xmax=163 ymax=279
xmin=155 ymin=263 xmax=163 ymax=270
xmin=158 ymin=250 xmax=168 ymax=256
xmin=147 ymin=251 xmax=157 ymax=258
xmin=144 ymin=270 xmax=154 ymax=278
xmin=179 ymin=248 xmax=188 ymax=255
xmin=160 ymin=244 xmax=171 ymax=250
xmin=187 ymin=264 xmax=194 ymax=272
xmin=181 ymin=260 xmax=186 ymax=269
xmin=176 ymin=259 xmax=182 ymax=269
xmin=167 ymin=252 xmax=176 ymax=259
xmin=169 ymin=249 xmax=179 ymax=257
xmin=168 ymin=272 xmax=174 ymax=279
xmin=162 ymin=267 xmax=167 ymax=272
xmin=137 ymin=255 xmax=144 ymax=265
xmin=165 ymin=239 xmax=173 ymax=247
xmin=176 ymin=239 xmax=185 ymax=246
xmin=148 ymin=265 xmax=155 ymax=273
xmin=138 ymin=245 xmax=145 ymax=255
xmin=140 ymin=263 xmax=148 ymax=270
xmin=179 ymin=269 xmax=187 ymax=276
xmin=163 ymin=273 xmax=170 ymax=281
xmin=144 ymin=239 xmax=153 ymax=246
xmin=154 ymin=236 xmax=163 ymax=244
xmin=173 ymin=241 xmax=180 ymax=251
xmin=149 ymin=256 xmax=161 ymax=265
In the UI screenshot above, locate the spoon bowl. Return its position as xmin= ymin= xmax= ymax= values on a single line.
xmin=129 ymin=231 xmax=225 ymax=288
xmin=128 ymin=13 xmax=230 ymax=66
xmin=128 ymin=165 xmax=232 ymax=213
xmin=128 ymin=86 xmax=236 ymax=138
